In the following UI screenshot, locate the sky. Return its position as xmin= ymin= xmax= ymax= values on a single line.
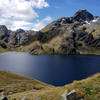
xmin=0 ymin=0 xmax=100 ymax=31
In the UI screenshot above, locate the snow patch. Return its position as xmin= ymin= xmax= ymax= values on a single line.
xmin=85 ymin=21 xmax=90 ymax=25
xmin=92 ymin=19 xmax=98 ymax=22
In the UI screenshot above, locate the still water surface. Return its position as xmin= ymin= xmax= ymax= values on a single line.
xmin=0 ymin=52 xmax=100 ymax=86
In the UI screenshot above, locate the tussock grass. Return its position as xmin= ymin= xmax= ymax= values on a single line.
xmin=0 ymin=70 xmax=52 ymax=95
xmin=0 ymin=70 xmax=100 ymax=100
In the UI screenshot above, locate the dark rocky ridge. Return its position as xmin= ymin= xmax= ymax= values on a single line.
xmin=73 ymin=9 xmax=94 ymax=22
xmin=0 ymin=9 xmax=100 ymax=55
xmin=0 ymin=26 xmax=38 ymax=46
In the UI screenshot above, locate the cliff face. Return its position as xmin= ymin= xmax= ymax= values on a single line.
xmin=1 ymin=9 xmax=100 ymax=55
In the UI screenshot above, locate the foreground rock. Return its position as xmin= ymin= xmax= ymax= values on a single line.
xmin=0 ymin=96 xmax=8 ymax=100
xmin=61 ymin=89 xmax=85 ymax=100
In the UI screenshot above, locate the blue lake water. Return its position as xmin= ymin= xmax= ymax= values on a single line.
xmin=0 ymin=52 xmax=100 ymax=86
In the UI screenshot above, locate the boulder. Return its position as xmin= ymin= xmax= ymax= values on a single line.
xmin=21 ymin=96 xmax=26 ymax=100
xmin=0 ymin=96 xmax=8 ymax=100
xmin=66 ymin=90 xmax=77 ymax=100
xmin=0 ymin=89 xmax=4 ymax=93
xmin=61 ymin=89 xmax=85 ymax=100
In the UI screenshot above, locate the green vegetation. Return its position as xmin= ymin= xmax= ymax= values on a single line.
xmin=0 ymin=70 xmax=52 ymax=95
xmin=0 ymin=70 xmax=100 ymax=100
xmin=64 ymin=74 xmax=100 ymax=100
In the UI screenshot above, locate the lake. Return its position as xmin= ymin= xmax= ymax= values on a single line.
xmin=0 ymin=52 xmax=100 ymax=86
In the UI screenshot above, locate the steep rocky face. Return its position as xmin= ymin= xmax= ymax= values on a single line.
xmin=0 ymin=26 xmax=38 ymax=46
xmin=8 ymin=31 xmax=37 ymax=45
xmin=0 ymin=25 xmax=9 ymax=42
xmin=15 ymin=29 xmax=25 ymax=34
xmin=73 ymin=9 xmax=94 ymax=22
xmin=31 ymin=9 xmax=100 ymax=55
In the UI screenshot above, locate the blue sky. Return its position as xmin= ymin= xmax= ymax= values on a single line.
xmin=0 ymin=0 xmax=100 ymax=31
xmin=39 ymin=0 xmax=100 ymax=20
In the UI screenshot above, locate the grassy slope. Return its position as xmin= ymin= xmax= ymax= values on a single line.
xmin=0 ymin=70 xmax=100 ymax=100
xmin=0 ymin=47 xmax=7 ymax=52
xmin=0 ymin=40 xmax=8 ymax=52
xmin=1 ymin=41 xmax=100 ymax=55
xmin=0 ymin=70 xmax=53 ymax=95
xmin=0 ymin=40 xmax=17 ymax=53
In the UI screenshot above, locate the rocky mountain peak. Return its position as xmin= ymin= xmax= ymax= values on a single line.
xmin=73 ymin=9 xmax=94 ymax=22
xmin=0 ymin=25 xmax=8 ymax=33
xmin=15 ymin=29 xmax=25 ymax=34
xmin=0 ymin=25 xmax=8 ymax=39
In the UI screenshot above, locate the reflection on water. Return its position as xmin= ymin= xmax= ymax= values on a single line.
xmin=0 ymin=52 xmax=100 ymax=86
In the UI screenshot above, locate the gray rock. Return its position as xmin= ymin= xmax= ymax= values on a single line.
xmin=0 ymin=25 xmax=8 ymax=39
xmin=61 ymin=90 xmax=68 ymax=100
xmin=61 ymin=90 xmax=85 ymax=100
xmin=66 ymin=90 xmax=77 ymax=100
xmin=0 ymin=96 xmax=8 ymax=100
xmin=21 ymin=96 xmax=26 ymax=100
xmin=15 ymin=29 xmax=25 ymax=34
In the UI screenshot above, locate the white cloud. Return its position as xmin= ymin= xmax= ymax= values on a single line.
xmin=10 ymin=21 xmax=34 ymax=30
xmin=30 ymin=0 xmax=49 ymax=9
xmin=32 ymin=16 xmax=52 ymax=31
xmin=0 ymin=0 xmax=39 ymax=20
xmin=0 ymin=18 xmax=33 ymax=30
xmin=0 ymin=0 xmax=50 ymax=30
xmin=0 ymin=16 xmax=52 ymax=31
xmin=43 ymin=16 xmax=52 ymax=22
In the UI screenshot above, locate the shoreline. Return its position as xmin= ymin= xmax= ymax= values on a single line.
xmin=0 ymin=70 xmax=100 ymax=100
xmin=1 ymin=51 xmax=100 ymax=56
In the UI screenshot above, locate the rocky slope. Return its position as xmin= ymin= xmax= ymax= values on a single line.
xmin=0 ymin=70 xmax=100 ymax=100
xmin=1 ymin=9 xmax=100 ymax=55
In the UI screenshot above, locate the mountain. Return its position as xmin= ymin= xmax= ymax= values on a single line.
xmin=1 ymin=9 xmax=100 ymax=55
xmin=73 ymin=9 xmax=94 ymax=22
xmin=0 ymin=70 xmax=100 ymax=100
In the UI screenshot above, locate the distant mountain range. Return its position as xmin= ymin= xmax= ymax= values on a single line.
xmin=1 ymin=9 xmax=100 ymax=55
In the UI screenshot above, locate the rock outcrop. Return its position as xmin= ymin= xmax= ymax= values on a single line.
xmin=0 ymin=26 xmax=38 ymax=46
xmin=0 ymin=96 xmax=8 ymax=100
xmin=61 ymin=89 xmax=85 ymax=100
